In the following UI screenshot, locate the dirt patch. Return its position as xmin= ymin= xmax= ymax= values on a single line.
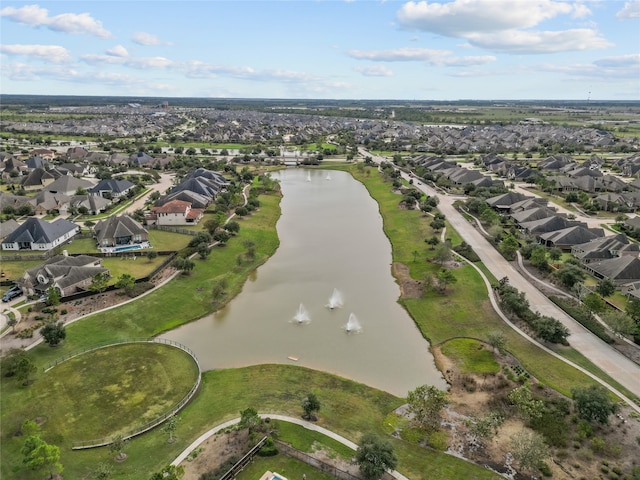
xmin=181 ymin=429 xmax=250 ymax=480
xmin=392 ymin=262 xmax=423 ymax=299
xmin=431 ymin=343 xmax=640 ymax=480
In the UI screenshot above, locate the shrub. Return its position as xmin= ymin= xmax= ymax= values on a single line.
xmin=257 ymin=436 xmax=278 ymax=457
xmin=539 ymin=462 xmax=553 ymax=477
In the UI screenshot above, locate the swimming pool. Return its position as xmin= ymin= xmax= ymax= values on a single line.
xmin=114 ymin=244 xmax=144 ymax=252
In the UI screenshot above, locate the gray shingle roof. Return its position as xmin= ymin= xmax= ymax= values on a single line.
xmin=2 ymin=218 xmax=78 ymax=245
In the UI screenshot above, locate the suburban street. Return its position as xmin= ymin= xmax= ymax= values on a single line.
xmin=360 ymin=148 xmax=640 ymax=398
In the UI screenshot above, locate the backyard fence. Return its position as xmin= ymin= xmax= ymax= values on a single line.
xmin=217 ymin=436 xmax=269 ymax=480
xmin=44 ymin=337 xmax=202 ymax=450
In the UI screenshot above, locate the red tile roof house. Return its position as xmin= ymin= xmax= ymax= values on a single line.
xmin=148 ymin=200 xmax=204 ymax=226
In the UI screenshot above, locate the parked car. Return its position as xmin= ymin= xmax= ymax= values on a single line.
xmin=2 ymin=285 xmax=22 ymax=302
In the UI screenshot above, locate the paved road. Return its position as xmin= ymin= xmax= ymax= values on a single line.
xmin=123 ymin=172 xmax=175 ymax=215
xmin=360 ymin=149 xmax=640 ymax=398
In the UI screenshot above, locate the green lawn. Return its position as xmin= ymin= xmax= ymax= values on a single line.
xmin=3 ymin=343 xmax=198 ymax=447
xmin=440 ymin=338 xmax=500 ymax=374
xmin=338 ymin=165 xmax=623 ymax=398
xmin=235 ymin=454 xmax=339 ymax=480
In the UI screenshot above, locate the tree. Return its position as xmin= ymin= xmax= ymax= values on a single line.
xmin=533 ymin=315 xmax=569 ymax=344
xmin=197 ymin=243 xmax=210 ymax=260
xmin=89 ymin=272 xmax=110 ymax=293
xmin=486 ymin=331 xmax=507 ymax=355
xmin=92 ymin=462 xmax=113 ymax=480
xmin=595 ymin=278 xmax=616 ymax=298
xmin=21 ymin=434 xmax=63 ymax=478
xmin=499 ymin=235 xmax=520 ymax=260
xmin=45 ymin=286 xmax=60 ymax=307
xmin=109 ymin=434 xmax=128 ymax=461
xmin=406 ymin=384 xmax=449 ymax=431
xmin=162 ymin=415 xmax=180 ymax=443
xmin=146 ymin=250 xmax=158 ymax=262
xmin=510 ymin=429 xmax=549 ymax=474
xmin=149 ymin=465 xmax=184 ymax=480
xmin=225 ymin=220 xmax=240 ymax=234
xmin=301 ymin=392 xmax=321 ymax=420
xmin=508 ymin=383 xmax=545 ymax=422
xmin=430 ymin=218 xmax=445 ymax=232
xmin=173 ymin=257 xmax=195 ymax=275
xmin=469 ymin=412 xmax=504 ymax=446
xmin=239 ymin=407 xmax=261 ymax=432
xmin=40 ymin=321 xmax=66 ymax=347
xmin=433 ymin=243 xmax=452 ymax=265
xmin=14 ymin=353 xmax=38 ymax=385
xmin=115 ymin=273 xmax=135 ymax=294
xmin=425 ymin=236 xmax=439 ymax=250
xmin=548 ymin=247 xmax=562 ymax=262
xmin=213 ymin=230 xmax=230 ymax=244
xmin=582 ymin=293 xmax=606 ymax=315
xmin=604 ymin=310 xmax=636 ymax=337
xmin=529 ymin=246 xmax=549 ymax=271
xmin=355 ymin=433 xmax=398 ymax=480
xmin=555 ymin=263 xmax=586 ymax=289
xmin=436 ymin=268 xmax=457 ymax=293
xmin=571 ymin=384 xmax=619 ymax=425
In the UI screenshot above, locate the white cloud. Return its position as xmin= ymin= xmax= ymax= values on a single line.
xmin=0 ymin=4 xmax=111 ymax=38
xmin=132 ymin=32 xmax=172 ymax=46
xmin=593 ymin=53 xmax=640 ymax=68
xmin=395 ymin=0 xmax=607 ymax=54
xmin=467 ymin=28 xmax=612 ymax=53
xmin=81 ymin=53 xmax=173 ymax=69
xmin=0 ymin=44 xmax=72 ymax=63
xmin=396 ymin=0 xmax=576 ymax=36
xmin=355 ymin=65 xmax=394 ymax=76
xmin=347 ymin=47 xmax=495 ymax=66
xmin=106 ymin=45 xmax=128 ymax=58
xmin=616 ymin=1 xmax=640 ymax=18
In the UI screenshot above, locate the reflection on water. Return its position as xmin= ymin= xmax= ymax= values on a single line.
xmin=162 ymin=168 xmax=445 ymax=396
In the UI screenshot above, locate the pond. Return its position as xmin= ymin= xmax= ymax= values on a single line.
xmin=162 ymin=168 xmax=445 ymax=396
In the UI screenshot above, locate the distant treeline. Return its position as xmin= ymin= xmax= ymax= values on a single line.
xmin=1 ymin=94 xmax=637 ymax=111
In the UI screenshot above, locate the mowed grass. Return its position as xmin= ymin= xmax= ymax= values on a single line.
xmin=1 ymin=365 xmax=500 ymax=480
xmin=440 ymin=338 xmax=500 ymax=374
xmin=235 ymin=454 xmax=339 ymax=480
xmin=342 ymin=165 xmax=609 ymax=397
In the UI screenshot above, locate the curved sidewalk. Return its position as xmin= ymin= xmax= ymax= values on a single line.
xmin=171 ymin=414 xmax=410 ymax=480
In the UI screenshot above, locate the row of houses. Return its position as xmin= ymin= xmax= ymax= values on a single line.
xmin=413 ymin=155 xmax=504 ymax=189
xmin=485 ymin=191 xmax=640 ymax=297
xmin=146 ymin=168 xmax=228 ymax=225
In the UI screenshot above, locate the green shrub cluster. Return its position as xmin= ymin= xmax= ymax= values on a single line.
xmin=549 ymin=296 xmax=614 ymax=344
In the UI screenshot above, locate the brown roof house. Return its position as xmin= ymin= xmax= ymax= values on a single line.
xmin=19 ymin=253 xmax=109 ymax=298
xmin=149 ymin=200 xmax=204 ymax=225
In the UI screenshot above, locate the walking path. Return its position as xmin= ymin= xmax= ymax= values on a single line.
xmin=360 ymin=148 xmax=640 ymax=400
xmin=171 ymin=414 xmax=410 ymax=480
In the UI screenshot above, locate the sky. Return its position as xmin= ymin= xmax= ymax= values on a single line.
xmin=0 ymin=0 xmax=639 ymax=100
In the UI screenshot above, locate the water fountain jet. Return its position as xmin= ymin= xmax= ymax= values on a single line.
xmin=326 ymin=288 xmax=343 ymax=310
xmin=345 ymin=313 xmax=362 ymax=333
xmin=293 ymin=303 xmax=311 ymax=324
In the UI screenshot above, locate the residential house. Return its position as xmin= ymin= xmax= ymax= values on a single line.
xmin=30 ymin=191 xmax=71 ymax=216
xmin=29 ymin=148 xmax=56 ymax=161
xmin=44 ymin=175 xmax=95 ymax=196
xmin=19 ymin=254 xmax=109 ymax=297
xmin=485 ymin=192 xmax=532 ymax=212
xmin=1 ymin=217 xmax=79 ymax=251
xmin=94 ymin=215 xmax=148 ymax=247
xmin=0 ymin=219 xmax=20 ymax=240
xmin=89 ymin=178 xmax=135 ymax=200
xmin=20 ymin=167 xmax=62 ymax=191
xmin=572 ymin=234 xmax=639 ymax=264
xmin=538 ymin=226 xmax=604 ymax=250
xmin=149 ymin=200 xmax=204 ymax=225
xmin=583 ymin=256 xmax=640 ymax=285
xmin=69 ymin=194 xmax=111 ymax=215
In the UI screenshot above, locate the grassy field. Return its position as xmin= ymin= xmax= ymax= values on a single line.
xmin=1 ymin=343 xmax=198 ymax=458
xmin=337 ymin=164 xmax=631 ymax=398
xmin=440 ymin=338 xmax=500 ymax=374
